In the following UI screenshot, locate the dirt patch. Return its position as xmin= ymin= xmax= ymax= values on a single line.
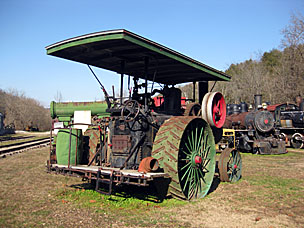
xmin=0 ymin=148 xmax=303 ymax=227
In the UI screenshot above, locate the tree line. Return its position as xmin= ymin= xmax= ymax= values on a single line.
xmin=180 ymin=13 xmax=304 ymax=106
xmin=0 ymin=89 xmax=51 ymax=131
xmin=214 ymin=13 xmax=304 ymax=105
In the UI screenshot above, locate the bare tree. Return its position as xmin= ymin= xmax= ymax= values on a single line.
xmin=54 ymin=90 xmax=63 ymax=102
xmin=2 ymin=89 xmax=51 ymax=131
xmin=280 ymin=13 xmax=304 ymax=101
xmin=281 ymin=13 xmax=304 ymax=48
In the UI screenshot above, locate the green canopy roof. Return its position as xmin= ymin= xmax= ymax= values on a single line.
xmin=46 ymin=29 xmax=230 ymax=84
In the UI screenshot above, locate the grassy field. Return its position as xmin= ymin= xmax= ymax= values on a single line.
xmin=0 ymin=147 xmax=303 ymax=227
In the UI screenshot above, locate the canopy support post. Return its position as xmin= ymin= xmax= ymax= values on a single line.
xmin=198 ymin=81 xmax=208 ymax=104
xmin=193 ymin=81 xmax=196 ymax=102
xmin=120 ymin=61 xmax=125 ymax=105
xmin=144 ymin=57 xmax=149 ymax=111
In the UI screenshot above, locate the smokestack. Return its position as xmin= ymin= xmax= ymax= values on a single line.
xmin=254 ymin=94 xmax=262 ymax=110
xmin=295 ymin=95 xmax=302 ymax=107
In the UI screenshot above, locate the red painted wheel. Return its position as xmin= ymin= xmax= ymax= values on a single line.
xmin=202 ymin=92 xmax=226 ymax=128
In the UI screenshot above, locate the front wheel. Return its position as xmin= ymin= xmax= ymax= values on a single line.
xmin=152 ymin=116 xmax=216 ymax=200
xmin=218 ymin=148 xmax=242 ymax=182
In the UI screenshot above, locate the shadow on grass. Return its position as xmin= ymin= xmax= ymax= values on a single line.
xmin=69 ymin=175 xmax=223 ymax=203
xmin=69 ymin=178 xmax=172 ymax=203
xmin=67 ymin=161 xmax=232 ymax=202
xmin=208 ymin=175 xmax=221 ymax=195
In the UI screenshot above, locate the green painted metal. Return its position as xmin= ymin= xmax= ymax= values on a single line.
xmin=47 ymin=33 xmax=124 ymax=55
xmin=228 ymin=150 xmax=242 ymax=182
xmin=57 ymin=116 xmax=71 ymax=122
xmin=219 ymin=148 xmax=242 ymax=182
xmin=56 ymin=129 xmax=83 ymax=165
xmin=45 ymin=29 xmax=231 ymax=84
xmin=123 ymin=35 xmax=228 ymax=81
xmin=50 ymin=101 xmax=109 ymax=118
xmin=152 ymin=116 xmax=216 ymax=200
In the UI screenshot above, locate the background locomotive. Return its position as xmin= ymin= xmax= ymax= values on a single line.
xmin=268 ymin=95 xmax=304 ymax=149
xmin=224 ymin=94 xmax=304 ymax=154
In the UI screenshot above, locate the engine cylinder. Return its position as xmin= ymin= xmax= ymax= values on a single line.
xmin=231 ymin=104 xmax=241 ymax=115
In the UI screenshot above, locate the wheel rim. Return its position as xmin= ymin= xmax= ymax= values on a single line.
xmin=291 ymin=133 xmax=304 ymax=149
xmin=202 ymin=92 xmax=226 ymax=128
xmin=219 ymin=148 xmax=242 ymax=182
xmin=152 ymin=116 xmax=216 ymax=200
xmin=184 ymin=103 xmax=201 ymax=116
xmin=178 ymin=118 xmax=216 ymax=199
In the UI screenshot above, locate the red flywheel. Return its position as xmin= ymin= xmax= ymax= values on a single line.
xmin=201 ymin=92 xmax=226 ymax=128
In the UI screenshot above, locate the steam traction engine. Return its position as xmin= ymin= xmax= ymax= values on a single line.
xmin=46 ymin=29 xmax=239 ymax=200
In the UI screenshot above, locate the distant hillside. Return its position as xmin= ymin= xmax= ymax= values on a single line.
xmin=0 ymin=89 xmax=51 ymax=131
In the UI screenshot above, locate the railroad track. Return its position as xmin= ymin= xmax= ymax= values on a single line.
xmin=0 ymin=138 xmax=51 ymax=158
xmin=0 ymin=135 xmax=34 ymax=142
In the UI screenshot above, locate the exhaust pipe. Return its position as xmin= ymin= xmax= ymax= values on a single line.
xmin=138 ymin=157 xmax=159 ymax=173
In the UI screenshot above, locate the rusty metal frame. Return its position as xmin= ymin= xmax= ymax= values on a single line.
xmin=47 ymin=164 xmax=168 ymax=189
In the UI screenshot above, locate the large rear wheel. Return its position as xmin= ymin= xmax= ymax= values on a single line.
xmin=152 ymin=116 xmax=216 ymax=200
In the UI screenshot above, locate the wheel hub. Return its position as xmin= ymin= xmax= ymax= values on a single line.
xmin=191 ymin=153 xmax=202 ymax=167
xmin=194 ymin=155 xmax=202 ymax=164
xmin=218 ymin=148 xmax=242 ymax=183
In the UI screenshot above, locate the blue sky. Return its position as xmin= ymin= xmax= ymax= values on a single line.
xmin=0 ymin=0 xmax=303 ymax=107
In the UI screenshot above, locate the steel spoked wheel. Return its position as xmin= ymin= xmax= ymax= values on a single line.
xmin=291 ymin=133 xmax=304 ymax=149
xmin=219 ymin=148 xmax=242 ymax=182
xmin=184 ymin=103 xmax=201 ymax=116
xmin=152 ymin=116 xmax=216 ymax=200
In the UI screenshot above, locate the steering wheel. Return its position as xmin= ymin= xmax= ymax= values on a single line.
xmin=121 ymin=100 xmax=141 ymax=122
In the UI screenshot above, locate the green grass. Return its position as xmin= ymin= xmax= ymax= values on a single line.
xmin=55 ymin=186 xmax=190 ymax=227
xmin=243 ymin=175 xmax=304 ymax=205
xmin=239 ymin=151 xmax=296 ymax=157
xmin=248 ymin=175 xmax=303 ymax=190
xmin=56 ymin=182 xmax=187 ymax=210
xmin=57 ymin=187 xmax=186 ymax=211
xmin=32 ymin=209 xmax=52 ymax=216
